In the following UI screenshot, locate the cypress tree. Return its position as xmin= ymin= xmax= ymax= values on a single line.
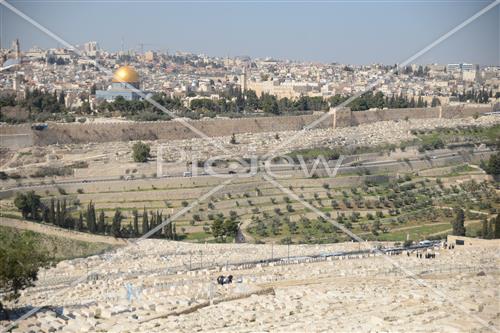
xmin=132 ymin=209 xmax=139 ymax=236
xmin=142 ymin=207 xmax=149 ymax=235
xmin=61 ymin=199 xmax=67 ymax=228
xmin=481 ymin=217 xmax=488 ymax=238
xmin=86 ymin=202 xmax=92 ymax=232
xmin=452 ymin=208 xmax=466 ymax=236
xmin=495 ymin=214 xmax=500 ymax=239
xmin=42 ymin=206 xmax=49 ymax=223
xmin=487 ymin=218 xmax=495 ymax=239
xmin=98 ymin=210 xmax=105 ymax=234
xmin=56 ymin=200 xmax=61 ymax=227
xmin=87 ymin=201 xmax=97 ymax=233
xmin=76 ymin=212 xmax=83 ymax=231
xmin=156 ymin=210 xmax=163 ymax=237
xmin=49 ymin=198 xmax=55 ymax=224
xmin=92 ymin=204 xmax=96 ymax=231
xmin=112 ymin=208 xmax=122 ymax=237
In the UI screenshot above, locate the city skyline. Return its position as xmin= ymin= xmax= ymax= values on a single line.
xmin=1 ymin=0 xmax=498 ymax=65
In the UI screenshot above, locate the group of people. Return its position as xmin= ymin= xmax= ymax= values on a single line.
xmin=410 ymin=251 xmax=437 ymax=259
xmin=442 ymin=242 xmax=455 ymax=250
xmin=216 ymin=275 xmax=233 ymax=285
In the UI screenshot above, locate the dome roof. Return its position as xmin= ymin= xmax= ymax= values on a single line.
xmin=112 ymin=66 xmax=139 ymax=83
xmin=2 ymin=58 xmax=20 ymax=68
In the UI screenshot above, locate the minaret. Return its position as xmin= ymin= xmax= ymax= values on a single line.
xmin=240 ymin=66 xmax=248 ymax=91
xmin=13 ymin=38 xmax=20 ymax=60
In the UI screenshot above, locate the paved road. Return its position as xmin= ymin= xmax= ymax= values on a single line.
xmin=1 ymin=148 xmax=492 ymax=194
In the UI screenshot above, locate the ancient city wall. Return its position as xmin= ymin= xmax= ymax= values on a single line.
xmin=349 ymin=107 xmax=441 ymax=126
xmin=441 ymin=105 xmax=493 ymax=119
xmin=28 ymin=113 xmax=330 ymax=145
xmin=0 ymin=124 xmax=34 ymax=148
xmin=0 ymin=105 xmax=493 ymax=148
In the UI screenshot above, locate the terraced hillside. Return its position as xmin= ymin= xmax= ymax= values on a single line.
xmin=1 ymin=161 xmax=497 ymax=244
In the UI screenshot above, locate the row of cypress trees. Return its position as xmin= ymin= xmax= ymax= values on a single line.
xmin=41 ymin=199 xmax=176 ymax=239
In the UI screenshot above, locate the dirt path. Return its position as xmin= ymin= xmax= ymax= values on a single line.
xmin=0 ymin=217 xmax=127 ymax=246
xmin=356 ymin=222 xmax=448 ymax=237
xmin=436 ymin=206 xmax=490 ymax=216
xmin=426 ymin=220 xmax=480 ymax=238
xmin=238 ymin=218 xmax=255 ymax=243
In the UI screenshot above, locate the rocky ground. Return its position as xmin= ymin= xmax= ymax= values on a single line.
xmin=4 ymin=115 xmax=499 ymax=172
xmin=2 ymin=240 xmax=499 ymax=333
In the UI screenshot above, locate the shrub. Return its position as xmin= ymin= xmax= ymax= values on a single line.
xmin=403 ymin=240 xmax=413 ymax=247
xmin=0 ymin=231 xmax=51 ymax=304
xmin=132 ymin=141 xmax=151 ymax=163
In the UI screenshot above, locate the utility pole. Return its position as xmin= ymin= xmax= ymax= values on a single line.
xmin=189 ymin=252 xmax=192 ymax=270
xmin=287 ymin=243 xmax=290 ymax=261
xmin=157 ymin=144 xmax=163 ymax=178
xmin=271 ymin=242 xmax=274 ymax=261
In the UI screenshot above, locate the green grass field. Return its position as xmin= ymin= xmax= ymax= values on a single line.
xmin=0 ymin=225 xmax=116 ymax=261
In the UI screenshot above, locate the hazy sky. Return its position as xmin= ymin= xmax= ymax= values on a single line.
xmin=1 ymin=0 xmax=499 ymax=65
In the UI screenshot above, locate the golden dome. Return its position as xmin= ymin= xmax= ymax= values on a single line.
xmin=112 ymin=66 xmax=139 ymax=83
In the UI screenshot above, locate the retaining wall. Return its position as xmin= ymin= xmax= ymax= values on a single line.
xmin=0 ymin=105 xmax=493 ymax=148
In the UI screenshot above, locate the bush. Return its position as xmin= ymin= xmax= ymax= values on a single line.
xmin=69 ymin=161 xmax=89 ymax=169
xmin=132 ymin=141 xmax=151 ymax=163
xmin=14 ymin=191 xmax=42 ymax=220
xmin=482 ymin=152 xmax=500 ymax=176
xmin=280 ymin=236 xmax=292 ymax=245
xmin=31 ymin=166 xmax=73 ymax=178
xmin=0 ymin=231 xmax=51 ymax=306
xmin=403 ymin=240 xmax=413 ymax=247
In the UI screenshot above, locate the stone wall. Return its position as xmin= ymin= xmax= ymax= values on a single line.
xmin=0 ymin=105 xmax=494 ymax=148
xmin=350 ymin=107 xmax=441 ymax=126
xmin=447 ymin=235 xmax=500 ymax=247
xmin=441 ymin=105 xmax=493 ymax=119
xmin=29 ymin=114 xmax=330 ymax=146
xmin=0 ymin=124 xmax=34 ymax=148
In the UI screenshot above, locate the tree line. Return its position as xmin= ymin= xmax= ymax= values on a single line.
xmin=1 ymin=85 xmax=493 ymax=124
xmin=452 ymin=88 xmax=493 ymax=104
xmin=13 ymin=192 xmax=177 ymax=239
xmin=452 ymin=207 xmax=500 ymax=239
